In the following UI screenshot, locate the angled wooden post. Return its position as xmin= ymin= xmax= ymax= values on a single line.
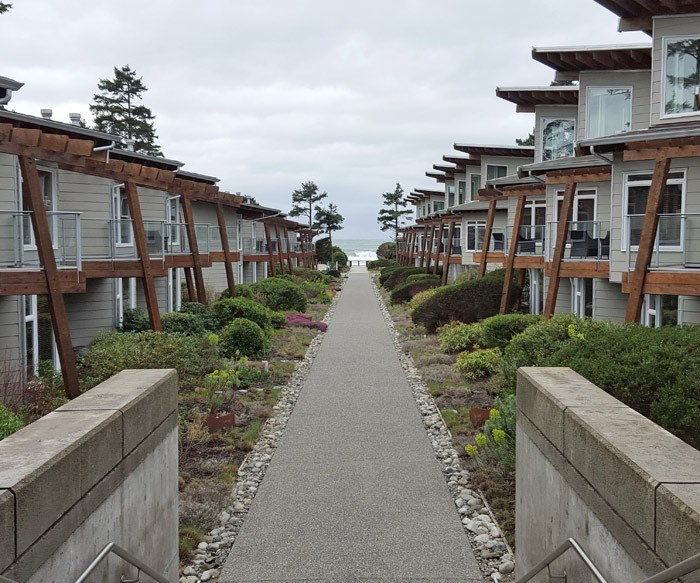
xmin=543 ymin=181 xmax=576 ymax=319
xmin=442 ymin=221 xmax=455 ymax=285
xmin=425 ymin=223 xmax=436 ymax=271
xmin=124 ymin=181 xmax=162 ymax=331
xmin=274 ymin=222 xmax=286 ymax=274
xmin=625 ymin=156 xmax=672 ymax=323
xmin=283 ymin=226 xmax=294 ymax=273
xmin=419 ymin=225 xmax=428 ymax=268
xmin=180 ymin=194 xmax=207 ymax=303
xmin=263 ymin=221 xmax=276 ymax=276
xmin=433 ymin=221 xmax=445 ymax=275
xmin=478 ymin=199 xmax=497 ymax=278
xmin=500 ymin=196 xmax=526 ymax=314
xmin=19 ymin=155 xmax=81 ymax=398
xmin=184 ymin=268 xmax=196 ymax=302
xmin=216 ymin=203 xmax=236 ymax=297
xmin=410 ymin=230 xmax=417 ymax=266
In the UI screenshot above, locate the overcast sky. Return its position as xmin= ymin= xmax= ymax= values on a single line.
xmin=5 ymin=1 xmax=647 ymax=239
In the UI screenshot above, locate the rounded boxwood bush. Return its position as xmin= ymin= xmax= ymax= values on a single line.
xmin=0 ymin=404 xmax=24 ymax=441
xmin=219 ymin=318 xmax=271 ymax=359
xmin=250 ymin=278 xmax=307 ymax=312
xmin=456 ymin=348 xmax=503 ymax=380
xmin=479 ymin=313 xmax=542 ymax=351
xmin=438 ymin=321 xmax=484 ymax=354
xmin=179 ymin=302 xmax=218 ymax=331
xmin=367 ymin=259 xmax=396 ymax=270
xmin=269 ymin=311 xmax=288 ymax=329
xmin=161 ymin=312 xmax=208 ymax=336
xmin=121 ymin=307 xmax=150 ymax=333
xmin=211 ymin=297 xmax=272 ymax=332
xmin=390 ymin=279 xmax=440 ymax=305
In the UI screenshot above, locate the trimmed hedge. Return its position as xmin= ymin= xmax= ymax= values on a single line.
xmin=179 ymin=302 xmax=218 ymax=331
xmin=0 ymin=404 xmax=24 ymax=441
xmin=438 ymin=321 xmax=484 ymax=354
xmin=390 ymin=279 xmax=441 ymax=305
xmin=479 ymin=313 xmax=542 ymax=351
xmin=367 ymin=259 xmax=396 ymax=270
xmin=161 ymin=312 xmax=208 ymax=336
xmin=250 ymin=278 xmax=307 ymax=312
xmin=405 ymin=273 xmax=441 ymax=284
xmin=121 ymin=307 xmax=150 ymax=333
xmin=456 ymin=348 xmax=503 ymax=380
xmin=219 ymin=318 xmax=271 ymax=359
xmin=211 ymin=297 xmax=273 ymax=332
xmin=382 ymin=267 xmax=430 ymax=291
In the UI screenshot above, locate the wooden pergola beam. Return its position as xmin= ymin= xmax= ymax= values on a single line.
xmin=124 ymin=181 xmax=162 ymax=331
xmin=263 ymin=222 xmax=276 ymax=276
xmin=425 ymin=224 xmax=436 ymax=271
xmin=500 ymin=196 xmax=526 ymax=314
xmin=18 ymin=156 xmax=81 ymax=398
xmin=433 ymin=221 xmax=444 ymax=276
xmin=625 ymin=156 xmax=672 ymax=323
xmin=184 ymin=268 xmax=196 ymax=302
xmin=624 ymin=145 xmax=700 ymax=162
xmin=216 ymin=203 xmax=236 ymax=298
xmin=478 ymin=199 xmax=497 ymax=278
xmin=543 ymin=181 xmax=576 ymax=319
xmin=442 ymin=222 xmax=455 ymax=286
xmin=180 ymin=194 xmax=207 ymax=304
xmin=283 ymin=226 xmax=294 ymax=273
xmin=274 ymin=223 xmax=286 ymax=274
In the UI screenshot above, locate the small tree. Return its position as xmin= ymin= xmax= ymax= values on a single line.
xmin=516 ymin=131 xmax=534 ymax=146
xmin=89 ymin=65 xmax=162 ymax=156
xmin=377 ymin=183 xmax=412 ymax=242
xmin=314 ymin=203 xmax=344 ymax=250
xmin=0 ymin=3 xmax=12 ymax=14
xmin=289 ymin=181 xmax=327 ymax=227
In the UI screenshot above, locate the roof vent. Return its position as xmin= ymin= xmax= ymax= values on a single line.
xmin=125 ymin=138 xmax=135 ymax=152
xmin=68 ymin=113 xmax=82 ymax=126
xmin=40 ymin=109 xmax=53 ymax=120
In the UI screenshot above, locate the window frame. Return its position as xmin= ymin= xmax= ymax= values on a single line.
xmin=469 ymin=174 xmax=481 ymax=200
xmin=540 ymin=117 xmax=576 ymax=161
xmin=19 ymin=165 xmax=58 ymax=250
xmin=457 ymin=180 xmax=467 ymax=206
xmin=661 ymin=35 xmax=700 ymax=120
xmin=486 ymin=165 xmax=508 ymax=181
xmin=585 ymin=86 xmax=633 ymax=139
xmin=111 ymin=185 xmax=134 ymax=247
xmin=465 ymin=220 xmax=486 ymax=252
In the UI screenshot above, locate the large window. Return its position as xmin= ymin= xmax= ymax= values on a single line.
xmin=21 ymin=166 xmax=57 ymax=248
xmin=457 ymin=181 xmax=467 ymax=206
xmin=486 ymin=165 xmax=507 ymax=181
xmin=571 ymin=278 xmax=593 ymax=318
xmin=542 ymin=118 xmax=575 ymax=160
xmin=625 ymin=171 xmax=685 ymax=249
xmin=556 ymin=189 xmax=597 ymax=223
xmin=432 ymin=200 xmax=445 ymax=213
xmin=447 ymin=185 xmax=455 ymax=208
xmin=166 ymin=195 xmax=182 ymax=248
xmin=465 ymin=220 xmax=486 ymax=251
xmin=587 ymin=87 xmax=632 ymax=138
xmin=111 ymin=185 xmax=132 ymax=246
xmin=664 ymin=37 xmax=700 ymax=117
xmin=470 ymin=174 xmax=481 ymax=199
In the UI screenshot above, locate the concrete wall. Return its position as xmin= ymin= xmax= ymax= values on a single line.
xmin=516 ymin=367 xmax=700 ymax=582
xmin=0 ymin=369 xmax=179 ymax=583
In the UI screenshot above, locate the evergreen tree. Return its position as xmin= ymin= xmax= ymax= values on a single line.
xmin=377 ymin=183 xmax=412 ymax=242
xmin=89 ymin=65 xmax=162 ymax=156
xmin=516 ymin=131 xmax=534 ymax=146
xmin=0 ymin=3 xmax=12 ymax=14
xmin=314 ymin=203 xmax=344 ymax=250
xmin=289 ymin=181 xmax=327 ymax=227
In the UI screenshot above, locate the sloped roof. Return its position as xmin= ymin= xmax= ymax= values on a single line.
xmin=453 ymin=143 xmax=534 ymax=158
xmin=496 ymin=86 xmax=579 ymax=113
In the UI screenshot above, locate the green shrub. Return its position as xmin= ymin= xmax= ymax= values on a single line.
xmin=378 ymin=265 xmax=402 ymax=286
xmin=405 ymin=273 xmax=441 ymax=285
xmin=332 ymin=247 xmax=348 ymax=269
xmin=219 ymin=284 xmax=256 ymax=301
xmin=161 ymin=312 xmax=208 ymax=336
xmin=219 ymin=319 xmax=271 ymax=359
xmin=390 ymin=279 xmax=440 ymax=305
xmin=79 ymin=331 xmax=223 ymax=390
xmin=179 ymin=302 xmax=218 ymax=331
xmin=121 ymin=307 xmax=150 ymax=332
xmin=211 ymin=297 xmax=273 ymax=332
xmin=383 ymin=267 xmax=428 ymax=291
xmin=0 ymin=404 xmax=24 ymax=441
xmin=325 ymin=269 xmax=341 ymax=278
xmin=377 ymin=242 xmax=396 ymax=260
xmin=269 ymin=311 xmax=288 ymax=329
xmin=412 ymin=278 xmax=512 ymax=333
xmin=250 ymin=278 xmax=307 ymax=312
xmin=438 ymin=322 xmax=484 ymax=353
xmin=456 ymin=348 xmax=503 ymax=380
xmin=301 ymin=280 xmax=330 ymax=302
xmin=479 ymin=313 xmax=542 ymax=351
xmin=649 ymin=383 xmax=700 ymax=445
xmin=465 ymin=394 xmax=516 ymax=476
xmin=367 ymin=258 xmax=396 ymax=270
xmin=292 ymin=267 xmax=330 ymax=283
xmin=407 ymin=287 xmax=439 ymax=312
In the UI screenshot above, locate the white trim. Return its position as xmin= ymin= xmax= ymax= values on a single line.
xmin=585 ymin=86 xmax=633 ymax=139
xmin=660 ymin=35 xmax=700 ymax=120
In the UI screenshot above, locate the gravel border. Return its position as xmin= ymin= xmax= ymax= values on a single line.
xmin=370 ymin=278 xmax=515 ymax=581
xmin=179 ymin=284 xmax=344 ymax=583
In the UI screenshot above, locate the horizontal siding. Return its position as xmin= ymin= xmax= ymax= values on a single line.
xmin=593 ymin=280 xmax=626 ymax=323
xmin=480 ymin=155 xmax=533 ymax=179
xmin=64 ymin=279 xmax=115 ymax=347
xmin=680 ymin=296 xmax=700 ymax=325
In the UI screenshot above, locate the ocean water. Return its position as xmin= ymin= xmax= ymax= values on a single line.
xmin=335 ymin=238 xmax=388 ymax=263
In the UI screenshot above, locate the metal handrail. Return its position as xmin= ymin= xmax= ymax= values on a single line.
xmin=74 ymin=542 xmax=169 ymax=583
xmin=515 ymin=538 xmax=608 ymax=583
xmin=639 ymin=551 xmax=700 ymax=583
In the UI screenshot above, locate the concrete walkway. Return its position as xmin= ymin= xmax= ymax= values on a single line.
xmin=220 ymin=267 xmax=482 ymax=582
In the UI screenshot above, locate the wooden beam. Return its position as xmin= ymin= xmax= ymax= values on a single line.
xmin=180 ymin=195 xmax=207 ymax=304
xmin=216 ymin=203 xmax=236 ymax=298
xmin=18 ymin=156 xmax=81 ymax=398
xmin=442 ymin=222 xmax=455 ymax=286
xmin=618 ymin=16 xmax=653 ymax=32
xmin=433 ymin=221 xmax=444 ymax=276
xmin=543 ymin=181 xmax=576 ymax=319
xmin=183 ymin=268 xmax=196 ymax=302
xmin=624 ymin=145 xmax=700 ymax=162
xmin=124 ymin=181 xmax=162 ymax=330
xmin=263 ymin=222 xmax=276 ymax=276
xmin=425 ymin=224 xmax=436 ymax=272
xmin=512 ymin=256 xmax=545 ymax=269
xmin=274 ymin=223 xmax=286 ymax=274
xmin=545 ymin=171 xmax=611 ymax=185
xmin=500 ymin=196 xmax=525 ymax=314
xmin=478 ymin=199 xmax=497 ymax=278
xmin=625 ymin=156 xmax=672 ymax=323
xmin=283 ymin=226 xmax=294 ymax=273
xmin=419 ymin=226 xmax=429 ymax=268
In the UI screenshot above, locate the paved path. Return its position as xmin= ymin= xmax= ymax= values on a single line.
xmin=220 ymin=267 xmax=481 ymax=582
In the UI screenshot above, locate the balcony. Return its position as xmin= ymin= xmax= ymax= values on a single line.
xmin=547 ymin=220 xmax=610 ymax=261
xmin=626 ymin=213 xmax=700 ymax=269
xmin=476 ymin=227 xmax=507 ymax=253
xmin=512 ymin=225 xmax=546 ymax=256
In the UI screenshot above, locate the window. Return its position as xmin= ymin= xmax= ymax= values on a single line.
xmin=111 ymin=185 xmax=132 ymax=246
xmin=470 ymin=174 xmax=481 ymax=199
xmin=642 ymin=295 xmax=678 ymax=327
xmin=433 ymin=200 xmax=445 ymax=213
xmin=457 ymin=181 xmax=466 ymax=206
xmin=486 ymin=165 xmax=508 ymax=181
xmin=571 ymin=278 xmax=593 ymax=318
xmin=664 ymin=37 xmax=700 ymax=116
xmin=625 ymin=171 xmax=685 ymax=249
xmin=166 ymin=196 xmax=182 ymax=248
xmin=556 ymin=190 xmax=597 ymax=223
xmin=465 ymin=220 xmax=486 ymax=251
xmin=447 ymin=185 xmax=455 ymax=208
xmin=542 ymin=118 xmax=575 ymax=160
xmin=528 ymin=268 xmax=544 ymax=315
xmin=586 ymin=87 xmax=632 ymax=138
xmin=21 ymin=167 xmax=57 ymax=248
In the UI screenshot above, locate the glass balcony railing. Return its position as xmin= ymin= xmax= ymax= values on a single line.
xmin=626 ymin=213 xmax=700 ymax=269
xmin=546 ymin=220 xmax=610 ymax=261
xmin=476 ymin=227 xmax=507 ymax=253
xmin=511 ymin=224 xmax=546 ymax=256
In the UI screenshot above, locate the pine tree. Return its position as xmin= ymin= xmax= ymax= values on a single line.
xmin=313 ymin=203 xmax=344 ymax=250
xmin=516 ymin=131 xmax=534 ymax=146
xmin=289 ymin=181 xmax=327 ymax=227
xmin=89 ymin=65 xmax=162 ymax=156
xmin=377 ymin=183 xmax=412 ymax=242
xmin=0 ymin=3 xmax=12 ymax=14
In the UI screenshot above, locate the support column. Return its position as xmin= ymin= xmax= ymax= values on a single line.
xmin=181 ymin=195 xmax=207 ymax=303
xmin=19 ymin=155 xmax=80 ymax=398
xmin=184 ymin=268 xmax=196 ymax=302
xmin=543 ymin=181 xmax=576 ymax=319
xmin=425 ymin=223 xmax=435 ymax=271
xmin=442 ymin=221 xmax=455 ymax=286
xmin=283 ymin=226 xmax=294 ymax=273
xmin=500 ymin=196 xmax=526 ymax=314
xmin=274 ymin=222 xmax=286 ymax=274
xmin=625 ymin=156 xmax=672 ymax=323
xmin=216 ymin=203 xmax=236 ymax=297
xmin=123 ymin=180 xmax=162 ymax=331
xmin=478 ymin=199 xmax=497 ymax=278
xmin=263 ymin=222 xmax=276 ymax=276
xmin=433 ymin=221 xmax=445 ymax=275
